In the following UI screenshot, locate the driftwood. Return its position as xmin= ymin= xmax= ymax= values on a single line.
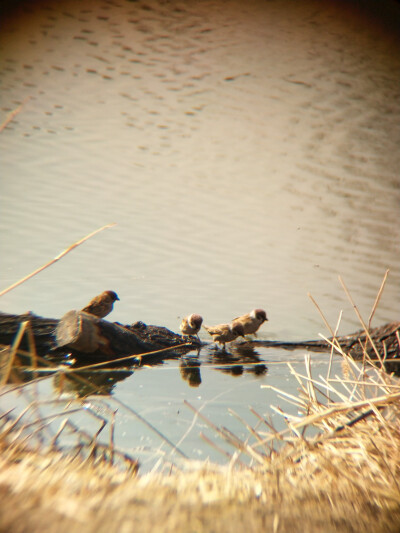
xmin=250 ymin=321 xmax=400 ymax=362
xmin=0 ymin=311 xmax=398 ymax=367
xmin=56 ymin=311 xmax=158 ymax=356
xmin=0 ymin=312 xmax=58 ymax=354
xmin=0 ymin=311 xmax=198 ymax=365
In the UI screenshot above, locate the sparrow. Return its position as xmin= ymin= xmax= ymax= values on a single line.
xmin=231 ymin=309 xmax=268 ymax=336
xmin=180 ymin=313 xmax=203 ymax=340
xmin=204 ymin=322 xmax=245 ymax=350
xmin=81 ymin=290 xmax=120 ymax=319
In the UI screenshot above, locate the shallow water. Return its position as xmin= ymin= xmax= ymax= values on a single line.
xmin=2 ymin=348 xmax=345 ymax=468
xmin=1 ymin=0 xmax=399 ymax=467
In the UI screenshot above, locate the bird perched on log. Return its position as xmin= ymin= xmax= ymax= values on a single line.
xmin=232 ymin=309 xmax=268 ymax=336
xmin=81 ymin=290 xmax=120 ymax=319
xmin=204 ymin=322 xmax=245 ymax=350
xmin=180 ymin=313 xmax=203 ymax=340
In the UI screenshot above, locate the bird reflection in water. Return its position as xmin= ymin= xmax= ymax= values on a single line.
xmin=232 ymin=343 xmax=268 ymax=376
xmin=179 ymin=352 xmax=202 ymax=387
xmin=209 ymin=343 xmax=268 ymax=377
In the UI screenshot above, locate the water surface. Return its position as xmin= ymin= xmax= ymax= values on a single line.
xmin=1 ymin=0 xmax=399 ymax=467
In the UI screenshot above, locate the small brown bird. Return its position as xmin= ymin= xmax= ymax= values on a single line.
xmin=180 ymin=313 xmax=203 ymax=340
xmin=232 ymin=309 xmax=268 ymax=336
xmin=204 ymin=322 xmax=245 ymax=350
xmin=81 ymin=290 xmax=120 ymax=319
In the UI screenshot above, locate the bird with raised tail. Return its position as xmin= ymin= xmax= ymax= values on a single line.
xmin=204 ymin=322 xmax=245 ymax=350
xmin=231 ymin=309 xmax=268 ymax=336
xmin=180 ymin=313 xmax=203 ymax=340
xmin=81 ymin=290 xmax=120 ymax=319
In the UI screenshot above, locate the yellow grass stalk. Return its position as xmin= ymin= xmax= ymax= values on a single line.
xmin=0 ymin=223 xmax=116 ymax=298
xmin=339 ymin=275 xmax=384 ymax=364
xmin=0 ymin=321 xmax=29 ymax=386
xmin=368 ymin=269 xmax=390 ymax=328
xmin=0 ymin=97 xmax=30 ymax=133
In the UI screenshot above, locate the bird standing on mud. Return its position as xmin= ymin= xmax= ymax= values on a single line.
xmin=180 ymin=313 xmax=203 ymax=340
xmin=81 ymin=290 xmax=120 ymax=318
xmin=204 ymin=322 xmax=245 ymax=350
xmin=231 ymin=309 xmax=268 ymax=336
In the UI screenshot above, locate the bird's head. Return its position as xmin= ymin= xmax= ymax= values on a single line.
xmin=105 ymin=290 xmax=120 ymax=301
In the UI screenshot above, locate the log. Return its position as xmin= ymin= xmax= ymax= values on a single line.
xmin=249 ymin=321 xmax=400 ymax=364
xmin=0 ymin=311 xmax=58 ymax=354
xmin=55 ymin=311 xmax=156 ymax=356
xmin=0 ymin=311 xmax=198 ymax=363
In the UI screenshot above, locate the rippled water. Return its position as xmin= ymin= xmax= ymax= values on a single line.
xmin=1 ymin=0 xmax=399 ymax=467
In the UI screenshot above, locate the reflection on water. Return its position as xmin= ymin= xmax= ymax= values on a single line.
xmin=0 ymin=0 xmax=399 ymax=466
xmin=179 ymin=354 xmax=202 ymax=388
xmin=53 ymin=368 xmax=134 ymax=396
xmin=206 ymin=343 xmax=269 ymax=378
xmin=0 ymin=345 xmax=346 ymax=469
xmin=2 ymin=334 xmax=396 ymax=469
xmin=5 ymin=341 xmax=270 ymax=396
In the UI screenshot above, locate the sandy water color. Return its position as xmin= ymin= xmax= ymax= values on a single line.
xmin=0 ymin=0 xmax=399 ymax=467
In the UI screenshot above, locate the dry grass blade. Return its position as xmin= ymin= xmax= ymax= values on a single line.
xmin=113 ymin=396 xmax=188 ymax=459
xmin=0 ymin=223 xmax=116 ymax=297
xmin=304 ymin=353 xmax=317 ymax=404
xmin=368 ymin=269 xmax=390 ymax=328
xmin=327 ymin=310 xmax=343 ymax=388
xmin=339 ymin=275 xmax=383 ymax=363
xmin=199 ymin=431 xmax=235 ymax=461
xmin=185 ymin=400 xmax=266 ymax=463
xmin=0 ymin=97 xmax=30 ymax=133
xmin=50 ymin=419 xmax=70 ymax=448
xmin=109 ymin=409 xmax=117 ymax=465
xmin=25 ymin=321 xmax=38 ymax=370
xmin=249 ymin=408 xmax=280 ymax=446
xmin=61 ymin=342 xmax=191 ymax=373
xmin=307 ymin=292 xmax=335 ymax=337
xmin=0 ymin=321 xmax=29 ymax=386
xmin=292 ymin=390 xmax=400 ymax=430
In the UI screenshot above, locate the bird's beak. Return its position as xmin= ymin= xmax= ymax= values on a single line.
xmin=116 ymin=296 xmax=120 ymax=301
